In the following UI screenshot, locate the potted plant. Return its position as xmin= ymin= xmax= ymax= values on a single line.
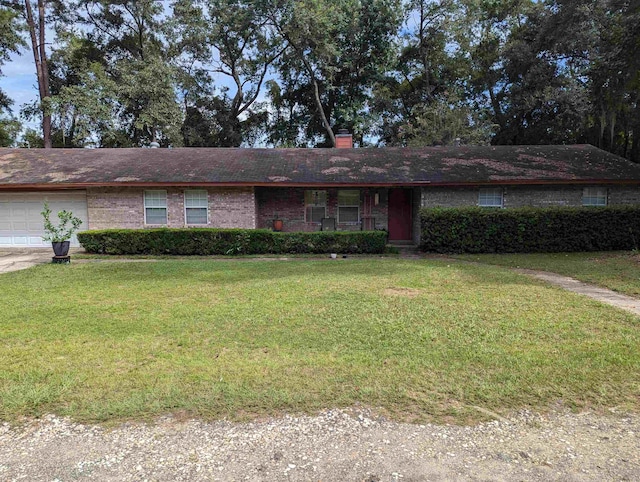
xmin=272 ymin=213 xmax=283 ymax=232
xmin=41 ymin=202 xmax=83 ymax=256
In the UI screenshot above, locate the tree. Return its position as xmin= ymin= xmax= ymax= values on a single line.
xmin=72 ymin=0 xmax=182 ymax=145
xmin=117 ymin=56 xmax=183 ymax=146
xmin=2 ymin=1 xmax=65 ymax=147
xmin=43 ymin=32 xmax=116 ymax=146
xmin=526 ymin=0 xmax=639 ymax=160
xmin=267 ymin=0 xmax=402 ymax=146
xmin=399 ymin=94 xmax=495 ymax=146
xmin=171 ymin=0 xmax=285 ymax=146
xmin=455 ymin=0 xmax=591 ymax=146
xmin=0 ymin=116 xmax=21 ymax=145
xmin=373 ymin=0 xmax=468 ymax=145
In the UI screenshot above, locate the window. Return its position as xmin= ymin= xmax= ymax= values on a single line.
xmin=582 ymin=187 xmax=607 ymax=206
xmin=338 ymin=190 xmax=360 ymax=223
xmin=184 ymin=190 xmax=208 ymax=225
xmin=478 ymin=188 xmax=503 ymax=208
xmin=305 ymin=190 xmax=327 ymax=223
xmin=144 ymin=190 xmax=167 ymax=224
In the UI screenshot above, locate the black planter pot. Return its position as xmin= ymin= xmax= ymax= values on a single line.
xmin=52 ymin=241 xmax=70 ymax=257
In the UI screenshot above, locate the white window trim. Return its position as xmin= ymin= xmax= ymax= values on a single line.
xmin=184 ymin=190 xmax=209 ymax=225
xmin=338 ymin=190 xmax=360 ymax=224
xmin=305 ymin=190 xmax=327 ymax=223
xmin=144 ymin=190 xmax=168 ymax=225
xmin=582 ymin=187 xmax=607 ymax=207
xmin=478 ymin=187 xmax=504 ymax=208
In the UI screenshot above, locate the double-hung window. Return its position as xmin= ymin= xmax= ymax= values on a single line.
xmin=184 ymin=190 xmax=208 ymax=225
xmin=305 ymin=190 xmax=327 ymax=223
xmin=582 ymin=187 xmax=607 ymax=206
xmin=478 ymin=188 xmax=503 ymax=208
xmin=144 ymin=190 xmax=167 ymax=225
xmin=338 ymin=190 xmax=360 ymax=224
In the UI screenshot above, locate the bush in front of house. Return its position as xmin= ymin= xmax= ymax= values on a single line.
xmin=420 ymin=206 xmax=640 ymax=253
xmin=77 ymin=228 xmax=388 ymax=255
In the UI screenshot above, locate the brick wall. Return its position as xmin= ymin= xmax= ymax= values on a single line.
xmin=209 ymin=187 xmax=256 ymax=228
xmin=421 ymin=185 xmax=640 ymax=209
xmin=420 ymin=187 xmax=478 ymax=208
xmin=256 ymin=187 xmax=389 ymax=232
xmin=504 ymin=185 xmax=581 ymax=208
xmin=412 ymin=187 xmax=421 ymax=244
xmin=85 ymin=184 xmax=640 ymax=232
xmin=609 ymin=185 xmax=640 ymax=205
xmin=87 ymin=187 xmax=256 ymax=230
xmin=87 ymin=187 xmax=144 ymax=229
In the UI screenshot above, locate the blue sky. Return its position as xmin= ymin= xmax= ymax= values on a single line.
xmin=1 ymin=48 xmax=39 ymax=123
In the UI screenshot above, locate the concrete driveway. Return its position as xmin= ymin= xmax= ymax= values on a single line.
xmin=0 ymin=249 xmax=54 ymax=273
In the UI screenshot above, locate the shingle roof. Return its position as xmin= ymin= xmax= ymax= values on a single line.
xmin=1 ymin=145 xmax=639 ymax=188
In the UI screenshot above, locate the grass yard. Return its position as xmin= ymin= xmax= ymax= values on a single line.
xmin=455 ymin=251 xmax=640 ymax=297
xmin=1 ymin=258 xmax=639 ymax=424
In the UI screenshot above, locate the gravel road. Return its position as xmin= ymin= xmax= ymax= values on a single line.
xmin=1 ymin=407 xmax=639 ymax=481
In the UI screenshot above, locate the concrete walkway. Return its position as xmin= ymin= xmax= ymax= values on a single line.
xmin=0 ymin=249 xmax=53 ymax=273
xmin=515 ymin=268 xmax=640 ymax=316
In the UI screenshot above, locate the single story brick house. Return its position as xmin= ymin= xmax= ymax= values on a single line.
xmin=1 ymin=138 xmax=640 ymax=248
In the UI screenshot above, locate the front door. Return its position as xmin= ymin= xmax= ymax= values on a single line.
xmin=388 ymin=188 xmax=412 ymax=241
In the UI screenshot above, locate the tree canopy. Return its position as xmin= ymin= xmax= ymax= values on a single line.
xmin=0 ymin=0 xmax=637 ymax=161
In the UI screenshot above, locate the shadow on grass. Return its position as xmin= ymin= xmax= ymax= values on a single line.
xmin=13 ymin=257 xmax=549 ymax=295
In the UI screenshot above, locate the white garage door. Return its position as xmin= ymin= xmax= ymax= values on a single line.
xmin=0 ymin=191 xmax=88 ymax=247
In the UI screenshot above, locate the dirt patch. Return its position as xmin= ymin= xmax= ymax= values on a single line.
xmin=383 ymin=287 xmax=423 ymax=298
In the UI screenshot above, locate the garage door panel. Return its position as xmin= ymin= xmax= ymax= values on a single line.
xmin=29 ymin=236 xmax=46 ymax=246
xmin=0 ymin=191 xmax=88 ymax=247
xmin=11 ymin=206 xmax=27 ymax=216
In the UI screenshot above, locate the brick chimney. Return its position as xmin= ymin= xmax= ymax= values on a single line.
xmin=335 ymin=129 xmax=353 ymax=148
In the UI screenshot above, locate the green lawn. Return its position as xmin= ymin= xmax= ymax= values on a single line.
xmin=455 ymin=251 xmax=640 ymax=297
xmin=1 ymin=258 xmax=639 ymax=424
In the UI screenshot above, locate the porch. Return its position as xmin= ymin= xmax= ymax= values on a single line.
xmin=255 ymin=187 xmax=421 ymax=243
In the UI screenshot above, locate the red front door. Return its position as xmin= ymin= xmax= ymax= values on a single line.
xmin=388 ymin=189 xmax=413 ymax=241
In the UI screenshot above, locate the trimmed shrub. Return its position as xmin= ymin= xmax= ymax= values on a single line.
xmin=77 ymin=228 xmax=387 ymax=255
xmin=420 ymin=206 xmax=640 ymax=253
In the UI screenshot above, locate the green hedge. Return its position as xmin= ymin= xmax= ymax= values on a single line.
xmin=77 ymin=228 xmax=387 ymax=255
xmin=420 ymin=206 xmax=640 ymax=253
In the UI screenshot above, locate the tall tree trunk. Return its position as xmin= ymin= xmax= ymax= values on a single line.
xmin=24 ymin=0 xmax=51 ymax=148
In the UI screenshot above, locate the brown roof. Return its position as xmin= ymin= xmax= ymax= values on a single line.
xmin=1 ymin=145 xmax=639 ymax=189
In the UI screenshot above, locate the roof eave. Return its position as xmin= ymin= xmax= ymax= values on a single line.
xmin=1 ymin=178 xmax=640 ymax=191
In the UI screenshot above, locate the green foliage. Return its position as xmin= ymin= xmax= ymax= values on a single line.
xmin=0 ymin=116 xmax=21 ymax=146
xmin=171 ymin=0 xmax=283 ymax=147
xmin=78 ymin=229 xmax=388 ymax=255
xmin=41 ymin=202 xmax=84 ymax=243
xmin=117 ymin=57 xmax=184 ymax=146
xmin=267 ymin=0 xmax=403 ymax=146
xmin=2 ymin=0 xmax=637 ymax=153
xmin=420 ymin=206 xmax=640 ymax=253
xmin=68 ymin=0 xmax=182 ymax=147
xmin=400 ymin=95 xmax=496 ymax=146
xmin=18 ymin=127 xmax=44 ymax=148
xmin=38 ymin=31 xmax=117 ymax=147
